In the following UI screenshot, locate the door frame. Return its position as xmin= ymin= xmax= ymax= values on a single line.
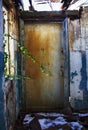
xmin=20 ymin=11 xmax=79 ymax=109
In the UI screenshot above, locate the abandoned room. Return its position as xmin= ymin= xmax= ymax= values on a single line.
xmin=0 ymin=0 xmax=88 ymax=130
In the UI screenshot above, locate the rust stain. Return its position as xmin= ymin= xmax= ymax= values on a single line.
xmin=24 ymin=23 xmax=64 ymax=110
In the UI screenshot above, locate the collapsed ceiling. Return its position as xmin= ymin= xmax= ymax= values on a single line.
xmin=20 ymin=0 xmax=88 ymax=11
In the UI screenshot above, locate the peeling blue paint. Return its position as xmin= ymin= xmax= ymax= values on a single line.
xmin=71 ymin=71 xmax=78 ymax=83
xmin=74 ymin=99 xmax=83 ymax=110
xmin=74 ymin=98 xmax=88 ymax=110
xmin=79 ymin=52 xmax=87 ymax=92
xmin=0 ymin=0 xmax=6 ymax=129
xmin=0 ymin=52 xmax=6 ymax=130
xmin=83 ymin=91 xmax=88 ymax=109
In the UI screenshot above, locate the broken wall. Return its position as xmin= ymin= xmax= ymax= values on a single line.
xmin=69 ymin=7 xmax=88 ymax=110
xmin=3 ymin=0 xmax=20 ymax=129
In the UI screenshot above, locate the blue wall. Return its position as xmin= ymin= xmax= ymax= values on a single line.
xmin=0 ymin=53 xmax=6 ymax=130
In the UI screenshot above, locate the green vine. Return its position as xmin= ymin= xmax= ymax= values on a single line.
xmin=4 ymin=33 xmax=52 ymax=80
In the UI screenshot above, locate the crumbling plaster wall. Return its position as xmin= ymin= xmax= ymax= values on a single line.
xmin=4 ymin=80 xmax=16 ymax=130
xmin=3 ymin=0 xmax=20 ymax=129
xmin=69 ymin=7 xmax=88 ymax=109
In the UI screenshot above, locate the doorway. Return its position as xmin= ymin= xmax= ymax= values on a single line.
xmin=24 ymin=22 xmax=67 ymax=111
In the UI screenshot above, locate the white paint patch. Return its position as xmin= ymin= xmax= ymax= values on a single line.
xmin=80 ymin=27 xmax=86 ymax=51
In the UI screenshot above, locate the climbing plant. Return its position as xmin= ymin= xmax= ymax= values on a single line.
xmin=4 ymin=33 xmax=52 ymax=80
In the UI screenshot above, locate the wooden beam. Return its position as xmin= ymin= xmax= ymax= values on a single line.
xmin=20 ymin=10 xmax=80 ymax=22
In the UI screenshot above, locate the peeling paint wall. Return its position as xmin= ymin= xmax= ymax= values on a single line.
xmin=4 ymin=80 xmax=16 ymax=130
xmin=3 ymin=0 xmax=19 ymax=129
xmin=69 ymin=7 xmax=88 ymax=109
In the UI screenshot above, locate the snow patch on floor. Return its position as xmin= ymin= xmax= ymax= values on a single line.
xmin=23 ymin=114 xmax=34 ymax=125
xmin=69 ymin=122 xmax=83 ymax=130
xmin=37 ymin=112 xmax=64 ymax=117
xmin=79 ymin=113 xmax=88 ymax=117
xmin=39 ymin=117 xmax=67 ymax=130
xmin=23 ymin=112 xmax=84 ymax=130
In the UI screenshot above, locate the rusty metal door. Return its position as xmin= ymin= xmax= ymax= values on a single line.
xmin=24 ymin=23 xmax=64 ymax=111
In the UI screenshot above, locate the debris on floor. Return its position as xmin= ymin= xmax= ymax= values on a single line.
xmin=14 ymin=112 xmax=88 ymax=130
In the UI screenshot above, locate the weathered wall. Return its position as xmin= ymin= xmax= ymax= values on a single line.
xmin=0 ymin=0 xmax=6 ymax=130
xmin=69 ymin=7 xmax=88 ymax=110
xmin=4 ymin=80 xmax=16 ymax=130
xmin=3 ymin=0 xmax=19 ymax=129
xmin=24 ymin=23 xmax=65 ymax=111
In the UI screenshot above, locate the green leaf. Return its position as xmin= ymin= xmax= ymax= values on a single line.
xmin=40 ymin=65 xmax=46 ymax=73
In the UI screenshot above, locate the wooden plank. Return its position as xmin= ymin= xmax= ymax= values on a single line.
xmin=19 ymin=18 xmax=26 ymax=110
xmin=63 ymin=18 xmax=69 ymax=107
xmin=20 ymin=10 xmax=80 ymax=22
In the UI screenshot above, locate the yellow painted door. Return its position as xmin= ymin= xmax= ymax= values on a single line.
xmin=24 ymin=23 xmax=64 ymax=111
